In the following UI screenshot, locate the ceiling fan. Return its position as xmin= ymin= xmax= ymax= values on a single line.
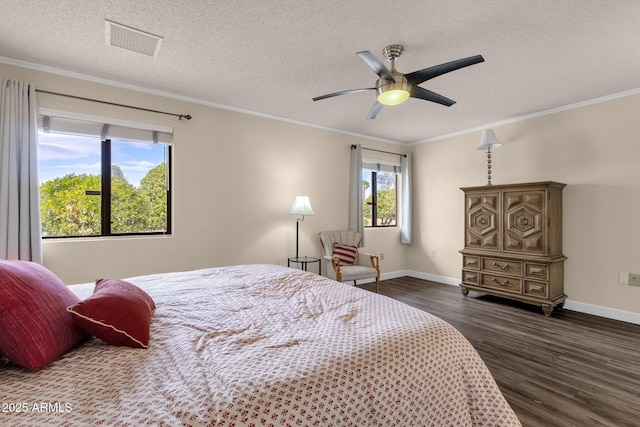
xmin=312 ymin=45 xmax=484 ymax=119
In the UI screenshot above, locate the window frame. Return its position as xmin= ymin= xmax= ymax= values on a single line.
xmin=96 ymin=139 xmax=172 ymax=238
xmin=363 ymin=168 xmax=398 ymax=228
xmin=39 ymin=135 xmax=173 ymax=239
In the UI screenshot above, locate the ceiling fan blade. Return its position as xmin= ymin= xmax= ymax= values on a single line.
xmin=405 ymin=55 xmax=485 ymax=86
xmin=367 ymin=101 xmax=383 ymax=120
xmin=356 ymin=51 xmax=394 ymax=81
xmin=410 ymin=86 xmax=456 ymax=107
xmin=312 ymin=88 xmax=375 ymax=102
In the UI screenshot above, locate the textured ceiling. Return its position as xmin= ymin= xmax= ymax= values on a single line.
xmin=1 ymin=0 xmax=640 ymax=144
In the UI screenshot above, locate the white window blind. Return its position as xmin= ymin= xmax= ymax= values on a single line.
xmin=37 ymin=109 xmax=173 ymax=144
xmin=363 ymin=158 xmax=401 ymax=173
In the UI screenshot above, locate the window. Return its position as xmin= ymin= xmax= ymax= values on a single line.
xmin=37 ymin=113 xmax=172 ymax=238
xmin=362 ymin=161 xmax=398 ymax=227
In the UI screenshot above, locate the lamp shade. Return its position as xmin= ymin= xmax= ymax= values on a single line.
xmin=476 ymin=129 xmax=502 ymax=150
xmin=289 ymin=196 xmax=315 ymax=216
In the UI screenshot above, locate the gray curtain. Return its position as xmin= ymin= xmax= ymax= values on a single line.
xmin=348 ymin=144 xmax=364 ymax=247
xmin=0 ymin=77 xmax=42 ymax=262
xmin=400 ymin=153 xmax=412 ymax=244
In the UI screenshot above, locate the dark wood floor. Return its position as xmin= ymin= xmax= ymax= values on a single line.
xmin=358 ymin=277 xmax=640 ymax=427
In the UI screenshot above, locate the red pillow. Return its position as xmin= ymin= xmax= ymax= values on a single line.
xmin=67 ymin=278 xmax=155 ymax=349
xmin=0 ymin=260 xmax=88 ymax=371
xmin=333 ymin=243 xmax=358 ymax=265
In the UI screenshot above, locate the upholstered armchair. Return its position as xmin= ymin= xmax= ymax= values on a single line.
xmin=318 ymin=230 xmax=380 ymax=293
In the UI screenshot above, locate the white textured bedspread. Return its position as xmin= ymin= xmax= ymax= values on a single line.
xmin=0 ymin=264 xmax=520 ymax=426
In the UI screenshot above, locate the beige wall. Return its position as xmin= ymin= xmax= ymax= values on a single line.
xmin=2 ymin=61 xmax=638 ymax=321
xmin=408 ymin=94 xmax=640 ymax=319
xmin=0 ymin=62 xmax=408 ymax=284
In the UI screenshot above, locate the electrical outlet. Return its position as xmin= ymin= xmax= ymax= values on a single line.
xmin=619 ymin=272 xmax=640 ymax=286
xmin=379 ymin=253 xmax=384 ymax=260
xmin=620 ymin=272 xmax=629 ymax=284
xmin=430 ymin=249 xmax=436 ymax=257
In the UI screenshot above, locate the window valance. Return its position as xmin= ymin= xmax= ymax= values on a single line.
xmin=362 ymin=158 xmax=400 ymax=174
xmin=37 ymin=108 xmax=173 ymax=144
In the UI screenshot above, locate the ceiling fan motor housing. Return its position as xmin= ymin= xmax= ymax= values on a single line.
xmin=376 ymin=72 xmax=409 ymax=90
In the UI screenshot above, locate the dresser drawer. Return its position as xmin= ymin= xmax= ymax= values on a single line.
xmin=463 ymin=255 xmax=480 ymax=270
xmin=524 ymin=280 xmax=549 ymax=298
xmin=525 ymin=263 xmax=548 ymax=280
xmin=482 ymin=258 xmax=523 ymax=276
xmin=481 ymin=273 xmax=522 ymax=293
xmin=462 ymin=270 xmax=479 ymax=285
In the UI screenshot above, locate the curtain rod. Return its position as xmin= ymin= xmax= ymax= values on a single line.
xmin=351 ymin=144 xmax=406 ymax=157
xmin=35 ymin=89 xmax=192 ymax=120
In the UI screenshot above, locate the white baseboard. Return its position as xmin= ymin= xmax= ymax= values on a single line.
xmin=562 ymin=300 xmax=640 ymax=325
xmin=397 ymin=270 xmax=640 ymax=325
xmin=347 ymin=270 xmax=640 ymax=325
xmin=402 ymin=270 xmax=461 ymax=286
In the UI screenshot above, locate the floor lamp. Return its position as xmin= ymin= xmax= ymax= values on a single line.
xmin=289 ymin=195 xmax=314 ymax=259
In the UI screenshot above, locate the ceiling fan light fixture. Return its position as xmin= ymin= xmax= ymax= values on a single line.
xmin=376 ymin=77 xmax=411 ymax=105
xmin=377 ymin=88 xmax=410 ymax=105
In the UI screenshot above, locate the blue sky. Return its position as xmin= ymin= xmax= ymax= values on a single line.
xmin=38 ymin=132 xmax=166 ymax=187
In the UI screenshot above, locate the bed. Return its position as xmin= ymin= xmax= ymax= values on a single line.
xmin=0 ymin=264 xmax=521 ymax=426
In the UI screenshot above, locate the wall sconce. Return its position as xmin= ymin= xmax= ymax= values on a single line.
xmin=289 ymin=195 xmax=315 ymax=258
xmin=476 ymin=129 xmax=502 ymax=185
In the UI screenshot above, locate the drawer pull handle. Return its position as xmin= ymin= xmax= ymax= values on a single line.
xmin=492 ymin=278 xmax=510 ymax=287
xmin=467 ymin=259 xmax=478 ymax=265
xmin=492 ymin=261 xmax=510 ymax=271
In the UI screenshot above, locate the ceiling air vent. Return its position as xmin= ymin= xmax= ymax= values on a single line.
xmin=105 ymin=19 xmax=163 ymax=58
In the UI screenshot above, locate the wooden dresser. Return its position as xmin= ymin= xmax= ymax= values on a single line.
xmin=459 ymin=181 xmax=567 ymax=316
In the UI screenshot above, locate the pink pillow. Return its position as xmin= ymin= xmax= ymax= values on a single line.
xmin=333 ymin=243 xmax=358 ymax=265
xmin=67 ymin=278 xmax=155 ymax=349
xmin=0 ymin=260 xmax=88 ymax=371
